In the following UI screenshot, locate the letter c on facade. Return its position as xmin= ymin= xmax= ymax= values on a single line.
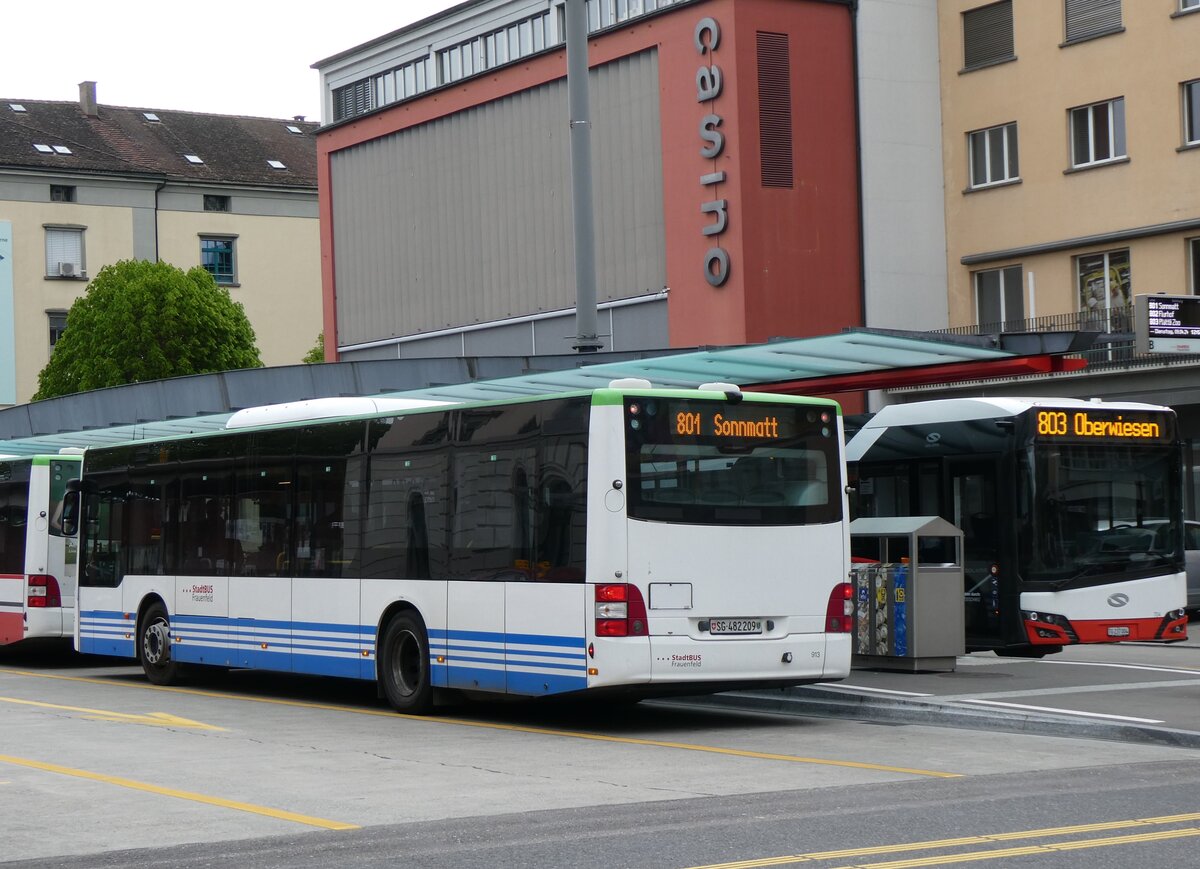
xmin=695 ymin=17 xmax=720 ymax=54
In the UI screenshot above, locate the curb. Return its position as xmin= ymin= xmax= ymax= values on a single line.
xmin=676 ymin=685 xmax=1200 ymax=750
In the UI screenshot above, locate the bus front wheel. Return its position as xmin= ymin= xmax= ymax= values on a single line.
xmin=140 ymin=602 xmax=180 ymax=685
xmin=379 ymin=612 xmax=433 ymax=714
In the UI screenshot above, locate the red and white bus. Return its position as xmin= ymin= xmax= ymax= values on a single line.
xmin=847 ymin=397 xmax=1189 ymax=655
xmin=0 ymin=454 xmax=82 ymax=645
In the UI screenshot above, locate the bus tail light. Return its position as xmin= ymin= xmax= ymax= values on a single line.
xmin=826 ymin=582 xmax=853 ymax=633
xmin=595 ymin=583 xmax=648 ymax=637
xmin=27 ymin=575 xmax=62 ymax=609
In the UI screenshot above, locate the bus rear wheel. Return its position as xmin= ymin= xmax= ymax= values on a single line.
xmin=379 ymin=612 xmax=432 ymax=714
xmin=140 ymin=602 xmax=180 ymax=685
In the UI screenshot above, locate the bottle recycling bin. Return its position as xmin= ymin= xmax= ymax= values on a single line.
xmin=849 ymin=516 xmax=965 ymax=672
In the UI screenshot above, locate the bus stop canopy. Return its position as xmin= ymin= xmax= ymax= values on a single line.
xmin=0 ymin=329 xmax=1078 ymax=457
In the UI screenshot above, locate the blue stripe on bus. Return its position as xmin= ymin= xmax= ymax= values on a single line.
xmin=79 ymin=609 xmax=585 ymax=695
xmin=80 ymin=635 xmax=135 ymax=658
xmin=444 ymin=664 xmax=507 ymax=692
xmin=506 ymin=669 xmax=588 ymax=696
xmin=430 ymin=628 xmax=582 ymax=648
xmin=293 ymin=652 xmax=362 ymax=678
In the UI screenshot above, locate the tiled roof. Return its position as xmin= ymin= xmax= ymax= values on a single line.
xmin=0 ymin=97 xmax=318 ymax=187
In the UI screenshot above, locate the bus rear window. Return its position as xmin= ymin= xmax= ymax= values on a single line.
xmin=624 ymin=398 xmax=841 ymax=525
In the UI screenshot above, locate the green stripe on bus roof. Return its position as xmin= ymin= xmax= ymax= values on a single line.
xmin=590 ymin=388 xmax=842 ymax=413
xmin=80 ymin=388 xmax=843 ymax=451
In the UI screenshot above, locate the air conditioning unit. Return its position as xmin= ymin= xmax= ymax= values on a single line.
xmin=57 ymin=262 xmax=75 ymax=277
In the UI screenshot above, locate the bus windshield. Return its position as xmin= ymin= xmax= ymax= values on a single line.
xmin=624 ymin=397 xmax=842 ymax=525
xmin=1020 ymin=442 xmax=1183 ymax=586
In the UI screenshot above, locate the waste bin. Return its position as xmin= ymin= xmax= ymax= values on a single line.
xmin=849 ymin=516 xmax=965 ymax=672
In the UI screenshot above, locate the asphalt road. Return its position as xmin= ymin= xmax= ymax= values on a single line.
xmin=1 ymin=632 xmax=1197 ymax=868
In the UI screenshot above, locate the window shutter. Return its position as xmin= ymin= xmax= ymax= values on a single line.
xmin=1064 ymin=0 xmax=1121 ymax=42
xmin=963 ymin=1 xmax=1014 ymax=69
xmin=756 ymin=32 xmax=793 ymax=189
xmin=45 ymin=229 xmax=82 ymax=274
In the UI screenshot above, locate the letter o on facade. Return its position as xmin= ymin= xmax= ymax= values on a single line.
xmin=704 ymin=247 xmax=730 ymax=287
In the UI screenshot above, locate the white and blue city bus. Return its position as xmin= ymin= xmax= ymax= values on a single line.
xmin=68 ymin=384 xmax=853 ymax=712
xmin=0 ymin=454 xmax=82 ymax=645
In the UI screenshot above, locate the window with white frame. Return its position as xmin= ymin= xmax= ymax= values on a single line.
xmin=1064 ymin=0 xmax=1122 ymax=42
xmin=969 ymin=122 xmax=1019 ymax=187
xmin=1070 ymin=97 xmax=1125 ymax=167
xmin=200 ymin=236 xmax=236 ymax=285
xmin=1077 ymin=249 xmax=1130 ymax=329
xmin=974 ymin=265 xmax=1023 ymax=328
xmin=1182 ymin=0 xmax=1199 ymax=12
xmin=44 ymin=226 xmax=83 ymax=278
xmin=963 ymin=1 xmax=1014 ymax=70
xmin=1185 ymin=80 xmax=1200 ymax=146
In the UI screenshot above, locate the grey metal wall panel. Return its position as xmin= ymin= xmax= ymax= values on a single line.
xmin=332 ymin=48 xmax=666 ymax=348
xmin=610 ymin=299 xmax=668 ymax=351
xmin=463 ymin=320 xmax=533 ymax=357
xmin=397 ymin=333 xmax=466 ymax=359
xmin=531 ymin=314 xmax=590 ymax=355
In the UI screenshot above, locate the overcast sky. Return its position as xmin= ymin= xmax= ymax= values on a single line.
xmin=2 ymin=1 xmax=460 ymax=122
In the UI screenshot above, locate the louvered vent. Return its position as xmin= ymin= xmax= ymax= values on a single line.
xmin=963 ymin=1 xmax=1014 ymax=70
xmin=757 ymin=31 xmax=792 ymax=189
xmin=1064 ymin=0 xmax=1122 ymax=42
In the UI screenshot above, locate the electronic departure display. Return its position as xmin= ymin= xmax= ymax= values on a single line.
xmin=627 ymin=397 xmax=835 ymax=446
xmin=1032 ymin=408 xmax=1175 ymax=444
xmin=1135 ymin=294 xmax=1200 ymax=355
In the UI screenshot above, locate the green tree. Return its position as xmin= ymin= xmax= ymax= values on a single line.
xmin=302 ymin=332 xmax=325 ymax=364
xmin=34 ymin=259 xmax=263 ymax=400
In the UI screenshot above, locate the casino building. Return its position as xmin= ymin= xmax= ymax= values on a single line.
xmin=310 ymin=0 xmax=947 ymax=365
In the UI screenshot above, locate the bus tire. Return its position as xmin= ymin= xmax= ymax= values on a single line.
xmin=379 ymin=612 xmax=433 ymax=714
xmin=139 ymin=601 xmax=180 ymax=685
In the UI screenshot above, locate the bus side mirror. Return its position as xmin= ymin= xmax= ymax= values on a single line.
xmin=61 ymin=483 xmax=80 ymax=537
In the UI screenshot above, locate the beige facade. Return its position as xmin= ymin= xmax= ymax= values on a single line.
xmin=938 ymin=0 xmax=1200 ymax=328
xmin=158 ymin=208 xmax=323 ymax=373
xmin=0 ymin=175 xmax=320 ymax=406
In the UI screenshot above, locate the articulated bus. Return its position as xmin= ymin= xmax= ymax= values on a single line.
xmin=67 ymin=384 xmax=853 ymax=712
xmin=846 ymin=397 xmax=1189 ymax=656
xmin=0 ymin=455 xmax=82 ymax=645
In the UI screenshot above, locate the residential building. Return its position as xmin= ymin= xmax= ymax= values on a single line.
xmin=0 ymin=82 xmax=322 ymax=405
xmin=917 ymin=0 xmax=1200 ymax=511
xmin=939 ymin=0 xmax=1200 ymax=331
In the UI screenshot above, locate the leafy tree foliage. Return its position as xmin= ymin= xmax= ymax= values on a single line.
xmin=34 ymin=259 xmax=262 ymax=400
xmin=302 ymin=332 xmax=326 ymax=364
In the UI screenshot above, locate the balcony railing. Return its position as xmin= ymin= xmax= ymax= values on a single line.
xmin=928 ymin=304 xmax=1200 ymax=376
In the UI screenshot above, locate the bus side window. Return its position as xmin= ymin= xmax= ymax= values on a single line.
xmin=537 ymin=436 xmax=587 ymax=582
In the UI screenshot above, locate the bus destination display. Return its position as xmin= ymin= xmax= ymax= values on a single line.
xmin=1033 ymin=409 xmax=1173 ymax=444
xmin=674 ymin=409 xmax=782 ymax=439
xmin=629 ymin=399 xmax=832 ymax=444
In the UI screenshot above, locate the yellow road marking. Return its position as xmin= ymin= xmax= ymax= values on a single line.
xmin=1 ymin=668 xmax=960 ymax=778
xmin=0 ymin=695 xmax=224 ymax=730
xmin=0 ymin=753 xmax=358 ymax=830
xmin=828 ymin=828 xmax=1200 ymax=868
xmin=683 ymin=812 xmax=1200 ymax=868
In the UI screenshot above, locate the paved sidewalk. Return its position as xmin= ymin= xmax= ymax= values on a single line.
xmin=690 ymin=633 xmax=1200 ymax=748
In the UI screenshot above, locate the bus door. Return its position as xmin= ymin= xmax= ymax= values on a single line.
xmin=444 ymin=440 xmax=529 ymax=695
xmin=228 ymin=430 xmax=294 ymax=672
xmin=947 ymin=459 xmax=1004 ymax=645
